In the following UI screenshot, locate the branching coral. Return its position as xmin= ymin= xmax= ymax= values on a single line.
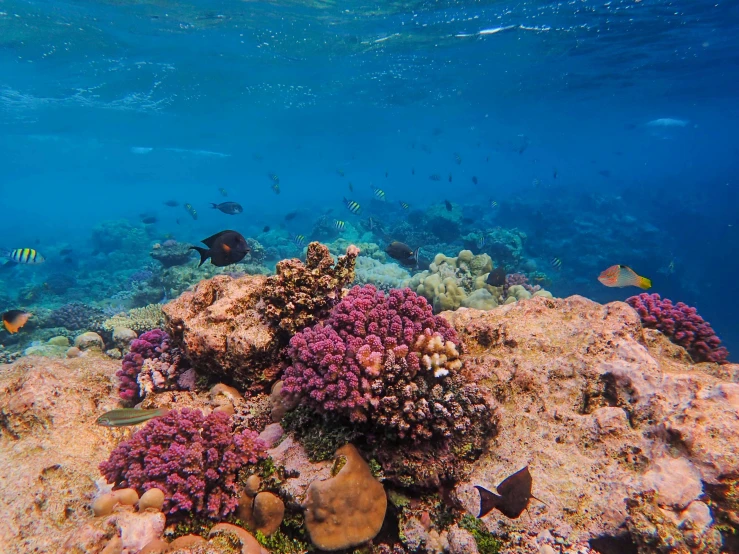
xmin=626 ymin=293 xmax=729 ymax=364
xmin=260 ymin=242 xmax=359 ymax=337
xmin=99 ymin=408 xmax=267 ymax=520
xmin=282 ymin=285 xmax=490 ymax=443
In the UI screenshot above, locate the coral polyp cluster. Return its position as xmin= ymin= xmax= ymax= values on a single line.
xmin=283 ymin=285 xmax=491 ymax=443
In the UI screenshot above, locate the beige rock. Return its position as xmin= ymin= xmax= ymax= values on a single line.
xmin=253 ymin=492 xmax=285 ymax=536
xmin=168 ymin=534 xmax=206 ymax=549
xmin=269 ymin=380 xmax=299 ymax=422
xmin=138 ymin=488 xmax=165 ymax=512
xmin=643 ymin=457 xmax=703 ymax=510
xmin=139 ymin=538 xmax=169 ymax=554
xmin=75 ymin=331 xmax=104 ymax=351
xmin=66 ymin=346 xmax=82 ymax=358
xmin=113 ymin=510 xmax=165 ymax=553
xmin=112 ymin=488 xmax=139 ymax=506
xmin=100 ymin=535 xmax=123 ymax=554
xmin=208 ymin=523 xmax=262 ymax=554
xmin=106 ymin=348 xmax=122 ymax=359
xmin=112 ymin=327 xmax=138 ymax=350
xmin=48 ymin=335 xmax=71 ymax=347
xmin=244 ymin=475 xmax=262 ymax=497
xmin=304 ymin=444 xmax=387 ymax=551
xmin=92 ymin=493 xmax=117 ymax=517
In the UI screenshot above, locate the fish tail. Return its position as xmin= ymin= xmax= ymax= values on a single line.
xmin=637 ymin=276 xmax=652 ymax=290
xmin=189 ymin=246 xmax=210 ymax=267
xmin=210 ymin=203 xmax=218 ymax=209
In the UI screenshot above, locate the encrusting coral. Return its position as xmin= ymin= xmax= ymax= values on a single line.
xmin=99 ymin=408 xmax=267 ymax=520
xmin=102 ymin=304 xmax=165 ymax=333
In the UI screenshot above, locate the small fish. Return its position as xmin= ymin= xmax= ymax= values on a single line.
xmin=486 ymin=155 xmax=490 ymax=162
xmin=263 ymin=225 xmax=270 ymax=233
xmin=4 ymin=248 xmax=45 ymax=265
xmin=96 ymin=408 xmax=170 ymax=427
xmin=268 ymin=173 xmax=280 ymax=183
xmin=475 ymin=466 xmax=544 ymax=519
xmin=454 ymin=152 xmax=462 ymax=165
xmin=210 ymin=202 xmax=243 ymax=215
xmin=667 ymin=259 xmax=675 ymax=274
xmin=412 ymin=168 xmax=415 ymax=175
xmin=141 ymin=216 xmax=157 ymax=225
xmin=444 ymin=200 xmax=452 ymax=212
xmin=532 ymin=178 xmax=541 ymax=188
xmin=448 ymin=173 xmax=453 ymax=183
xmin=385 ymin=241 xmax=418 ymax=267
xmin=598 ymin=265 xmax=651 ymax=289
xmin=429 ymin=174 xmax=441 ymax=181
xmin=337 ymin=169 xmax=345 ymax=177
xmin=371 ymin=186 xmax=386 ymax=201
xmin=343 ymin=197 xmax=361 ymax=215
xmin=399 ymin=201 xmax=410 ymax=210
xmin=284 ymin=211 xmax=298 ymax=221
xmin=348 ymin=182 xmax=354 ymax=192
xmin=219 ymin=188 xmax=228 ymax=197
xmin=59 ymin=247 xmax=73 ymax=256
xmin=253 ymin=153 xmax=264 ymax=161
xmin=490 ymin=200 xmax=498 ymax=209
xmin=550 ymin=257 xmax=563 ymax=271
xmin=385 ymin=170 xmax=389 ymax=178
xmin=477 ymin=235 xmax=486 ymax=249
xmin=553 ymin=168 xmax=558 ymax=179
xmin=190 ymin=230 xmax=250 ymax=267
xmin=598 ymin=170 xmax=611 ymax=178
xmin=472 ymin=176 xmax=478 ymax=185
xmin=163 ymin=200 xmax=179 ymax=207
xmin=291 ymin=234 xmax=306 ymax=247
xmin=271 ymin=182 xmax=280 ymax=195
xmin=2 ymin=310 xmax=31 ymax=334
xmin=184 ymin=203 xmax=198 ymax=220
xmin=486 ymin=268 xmax=506 ymax=287
xmin=334 ymin=220 xmax=346 ymax=231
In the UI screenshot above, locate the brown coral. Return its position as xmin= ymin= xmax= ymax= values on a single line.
xmin=261 ymin=242 xmax=358 ymax=337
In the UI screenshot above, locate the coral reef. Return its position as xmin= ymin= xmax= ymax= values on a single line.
xmin=116 ymin=329 xmax=185 ymax=404
xmin=102 ymin=304 xmax=165 ymax=333
xmin=149 ymin=240 xmax=194 ymax=268
xmin=99 ymin=408 xmax=268 ymax=520
xmin=354 ymin=255 xmax=411 ymax=291
xmin=627 ymin=293 xmax=729 ymax=363
xmin=49 ymin=301 xmax=105 ymax=331
xmin=261 ymin=241 xmax=359 ymax=337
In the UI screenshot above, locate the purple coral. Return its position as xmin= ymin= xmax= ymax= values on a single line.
xmin=626 ymin=293 xmax=729 ymax=364
xmin=99 ymin=408 xmax=267 ymax=519
xmin=504 ymin=273 xmax=540 ymax=298
xmin=283 ymin=285 xmax=488 ymax=442
xmin=117 ymin=329 xmax=171 ymax=403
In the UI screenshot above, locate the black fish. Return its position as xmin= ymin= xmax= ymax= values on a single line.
xmin=164 ymin=200 xmax=179 ymax=207
xmin=475 ymin=466 xmax=544 ymax=519
xmin=263 ymin=225 xmax=270 ymax=232
xmin=385 ymin=170 xmax=389 ymax=178
xmin=552 ymin=168 xmax=558 ymax=179
xmin=140 ymin=215 xmax=157 ymax=224
xmin=385 ymin=241 xmax=418 ymax=267
xmin=284 ymin=211 xmax=298 ymax=221
xmin=412 ymin=168 xmax=415 ymax=175
xmin=598 ymin=170 xmax=611 ymax=178
xmin=448 ymin=173 xmax=452 ymax=183
xmin=472 ymin=176 xmax=478 ymax=185
xmin=486 ymin=267 xmax=506 ymax=287
xmin=444 ymin=200 xmax=452 ymax=212
xmin=210 ymin=202 xmax=243 ymax=215
xmin=190 ymin=230 xmax=250 ymax=267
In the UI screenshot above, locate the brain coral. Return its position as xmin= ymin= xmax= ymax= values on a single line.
xmin=99 ymin=408 xmax=267 ymax=520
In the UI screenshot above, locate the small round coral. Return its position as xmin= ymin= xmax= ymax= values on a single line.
xmin=99 ymin=408 xmax=267 ymax=520
xmin=283 ymin=285 xmax=489 ymax=442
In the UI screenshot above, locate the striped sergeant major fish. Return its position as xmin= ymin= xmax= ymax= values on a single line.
xmin=343 ymin=197 xmax=361 ymax=215
xmin=3 ymin=248 xmax=45 ymax=265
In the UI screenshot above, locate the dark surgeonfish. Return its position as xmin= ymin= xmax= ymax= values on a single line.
xmin=96 ymin=408 xmax=169 ymax=427
xmin=385 ymin=241 xmax=419 ymax=268
xmin=210 ymin=202 xmax=243 ymax=215
xmin=190 ymin=230 xmax=250 ymax=267
xmin=2 ymin=310 xmax=31 ymax=334
xmin=486 ymin=267 xmax=506 ymax=287
xmin=475 ymin=466 xmax=545 ymax=519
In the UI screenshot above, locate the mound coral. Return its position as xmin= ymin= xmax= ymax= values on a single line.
xmin=261 ymin=242 xmax=359 ymax=337
xmin=49 ymin=302 xmax=104 ymax=331
xmin=626 ymin=293 xmax=729 ymax=363
xmin=99 ymin=408 xmax=267 ymax=520
xmin=282 ymin=285 xmax=490 ymax=443
xmin=116 ymin=329 xmax=187 ymax=403
xmin=102 ymin=304 xmax=165 ymax=333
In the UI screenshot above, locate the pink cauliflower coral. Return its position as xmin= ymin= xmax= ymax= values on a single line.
xmin=627 ymin=293 xmax=729 ymax=364
xmin=283 ymin=285 xmax=488 ymax=442
xmin=99 ymin=408 xmax=267 ymax=519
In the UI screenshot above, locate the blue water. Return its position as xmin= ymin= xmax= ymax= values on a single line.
xmin=1 ymin=0 xmax=738 ymax=356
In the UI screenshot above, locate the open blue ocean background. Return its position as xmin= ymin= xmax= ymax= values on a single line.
xmin=1 ymin=0 xmax=738 ymax=356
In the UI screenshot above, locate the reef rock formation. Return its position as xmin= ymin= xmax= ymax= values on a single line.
xmin=447 ymin=295 xmax=738 ymax=553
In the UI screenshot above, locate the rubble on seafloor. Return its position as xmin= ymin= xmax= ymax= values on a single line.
xmin=0 ymin=260 xmax=738 ymax=554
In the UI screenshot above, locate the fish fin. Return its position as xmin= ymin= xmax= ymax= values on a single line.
xmin=530 ymin=494 xmax=548 ymax=507
xmin=414 ymin=248 xmax=420 ymax=268
xmin=201 ymin=230 xmax=236 ymax=247
xmin=189 ymin=246 xmax=210 ymax=267
xmin=475 ymin=485 xmax=503 ymax=518
xmin=210 ymin=203 xmax=218 ymax=209
xmin=638 ymin=277 xmax=652 ymax=290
